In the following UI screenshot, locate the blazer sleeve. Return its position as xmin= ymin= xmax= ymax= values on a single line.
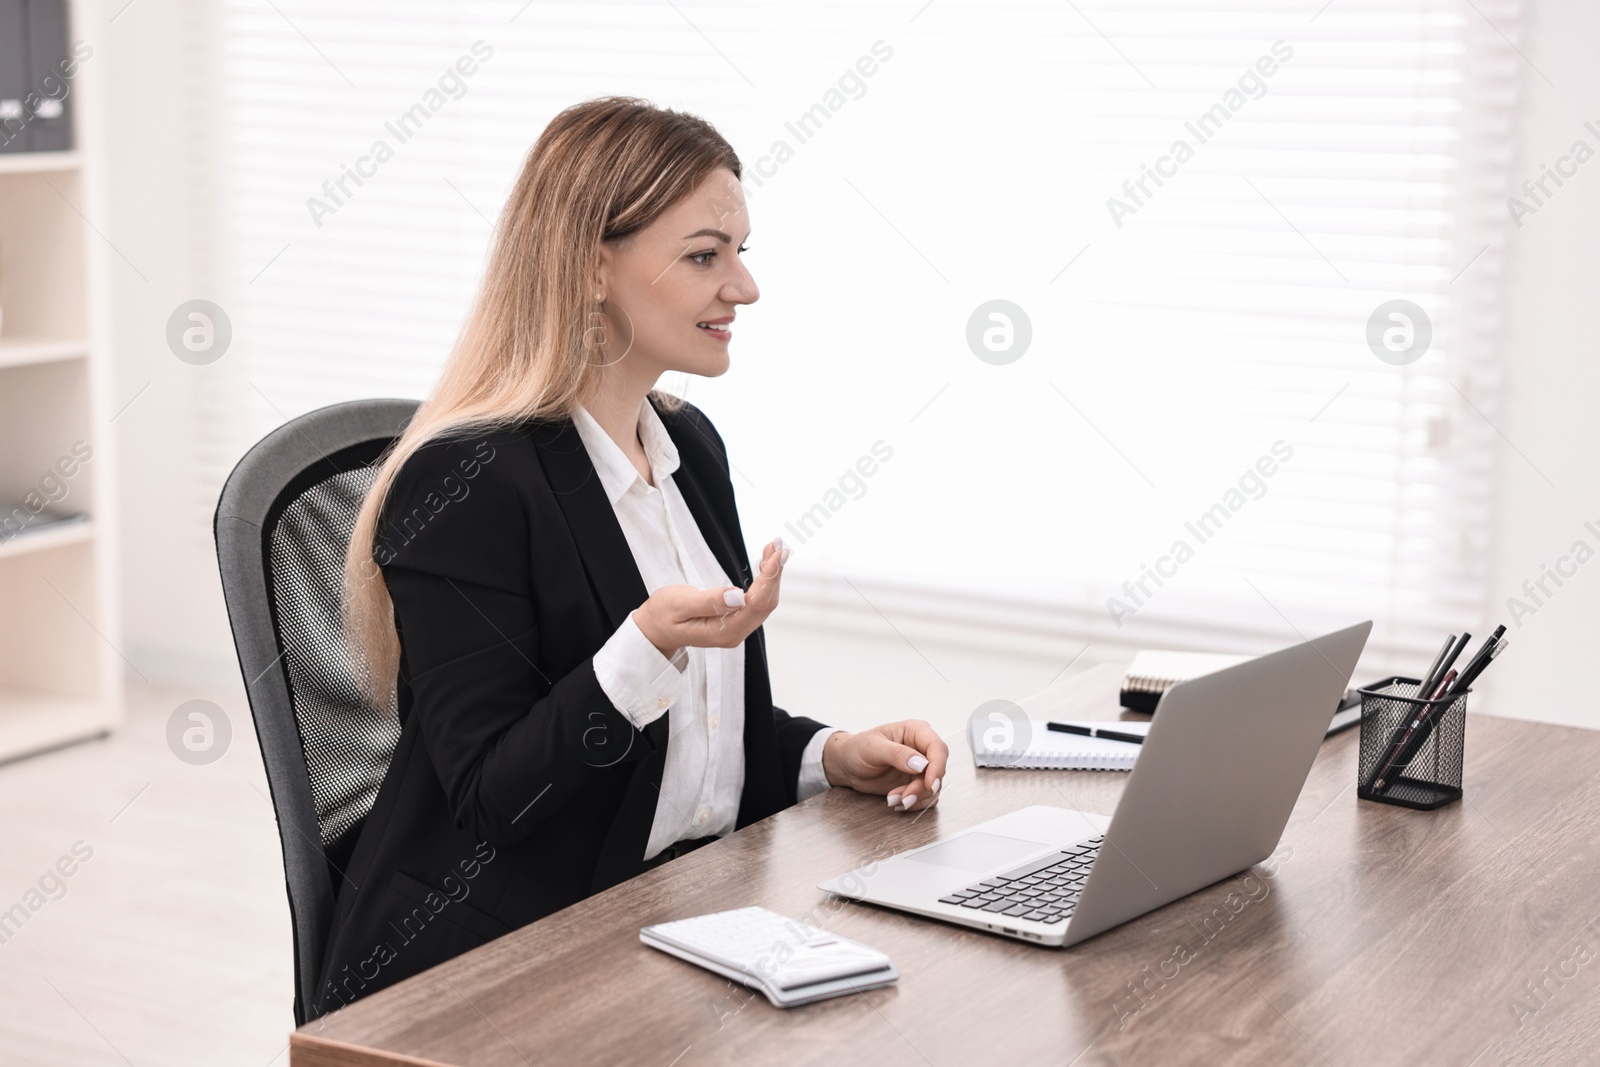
xmin=771 ymin=701 xmax=830 ymax=797
xmin=376 ymin=434 xmax=654 ymax=847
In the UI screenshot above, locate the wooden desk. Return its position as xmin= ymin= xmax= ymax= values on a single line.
xmin=292 ymin=666 xmax=1600 ymax=1066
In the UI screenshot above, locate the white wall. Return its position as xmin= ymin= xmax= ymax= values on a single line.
xmin=1479 ymin=0 xmax=1600 ymax=728
xmin=101 ymin=0 xmax=1600 ymax=731
xmin=103 ymin=0 xmax=241 ymax=695
xmin=778 ymin=3 xmax=1600 ymax=734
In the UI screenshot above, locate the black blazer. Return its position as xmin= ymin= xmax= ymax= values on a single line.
xmin=313 ymin=396 xmax=828 ymax=1017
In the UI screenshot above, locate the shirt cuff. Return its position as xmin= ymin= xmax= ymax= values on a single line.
xmin=592 ymin=611 xmax=688 ymax=730
xmin=797 ymin=728 xmax=844 ymax=802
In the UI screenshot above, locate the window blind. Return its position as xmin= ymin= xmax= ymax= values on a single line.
xmin=207 ymin=0 xmax=1522 ymax=674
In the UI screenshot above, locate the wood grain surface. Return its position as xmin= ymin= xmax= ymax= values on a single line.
xmin=292 ymin=665 xmax=1600 ymax=1066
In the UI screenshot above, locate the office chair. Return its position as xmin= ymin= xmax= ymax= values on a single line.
xmin=214 ymin=398 xmax=418 ymax=1026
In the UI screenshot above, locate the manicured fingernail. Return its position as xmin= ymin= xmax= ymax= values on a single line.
xmin=774 ymin=537 xmax=785 ymax=552
xmin=901 ymin=793 xmax=917 ymax=809
xmin=907 ymin=754 xmax=929 ymax=773
xmin=724 ymin=589 xmax=745 ymax=607
xmin=886 ymin=794 xmax=899 ymax=807
xmin=932 ymin=777 xmax=942 ymax=794
xmin=780 ymin=546 xmax=791 ymax=565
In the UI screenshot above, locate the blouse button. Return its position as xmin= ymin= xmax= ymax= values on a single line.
xmin=657 ymin=696 xmax=671 ymax=710
xmin=710 ymin=716 xmax=720 ymax=730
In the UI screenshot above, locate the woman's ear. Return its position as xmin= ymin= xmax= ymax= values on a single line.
xmin=593 ymin=243 xmax=617 ymax=303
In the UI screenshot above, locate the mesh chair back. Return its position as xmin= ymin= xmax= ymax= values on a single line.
xmin=268 ymin=460 xmax=403 ymax=857
xmin=214 ymin=398 xmax=418 ymax=1025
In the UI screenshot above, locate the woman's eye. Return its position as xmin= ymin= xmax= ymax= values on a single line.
xmin=689 ymin=250 xmax=715 ymax=266
xmin=737 ymin=244 xmax=749 ymax=254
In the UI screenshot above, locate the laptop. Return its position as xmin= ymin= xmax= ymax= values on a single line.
xmin=818 ymin=621 xmax=1371 ymax=947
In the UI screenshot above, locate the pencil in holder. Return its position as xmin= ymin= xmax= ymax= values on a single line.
xmin=1355 ymin=676 xmax=1467 ymax=810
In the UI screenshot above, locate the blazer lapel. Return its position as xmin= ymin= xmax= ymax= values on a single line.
xmin=530 ymin=416 xmax=650 ymax=633
xmin=531 ymin=405 xmax=749 ymax=609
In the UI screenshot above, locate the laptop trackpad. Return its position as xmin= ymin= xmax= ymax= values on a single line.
xmin=903 ymin=832 xmax=1050 ymax=873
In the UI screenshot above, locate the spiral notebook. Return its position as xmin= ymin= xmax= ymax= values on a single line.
xmin=968 ymin=718 xmax=1149 ymax=770
xmin=1120 ymin=651 xmax=1251 ymax=713
xmin=1120 ymin=650 xmax=1355 ymax=714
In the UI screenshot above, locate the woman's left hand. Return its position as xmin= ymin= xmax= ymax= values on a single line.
xmin=821 ymin=721 xmax=949 ymax=812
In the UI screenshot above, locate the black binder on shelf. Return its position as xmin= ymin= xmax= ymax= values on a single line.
xmin=0 ymin=0 xmax=75 ymax=155
xmin=0 ymin=0 xmax=30 ymax=154
xmin=26 ymin=0 xmax=73 ymax=152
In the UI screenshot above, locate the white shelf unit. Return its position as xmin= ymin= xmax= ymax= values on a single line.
xmin=0 ymin=0 xmax=122 ymax=763
xmin=0 ymin=336 xmax=89 ymax=368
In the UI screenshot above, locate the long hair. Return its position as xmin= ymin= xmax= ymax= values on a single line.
xmin=342 ymin=96 xmax=742 ymax=708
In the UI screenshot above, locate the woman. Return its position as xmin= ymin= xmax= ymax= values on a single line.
xmin=318 ymin=97 xmax=948 ymax=1016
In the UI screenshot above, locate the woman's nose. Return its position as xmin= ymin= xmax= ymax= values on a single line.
xmin=725 ymin=261 xmax=759 ymax=305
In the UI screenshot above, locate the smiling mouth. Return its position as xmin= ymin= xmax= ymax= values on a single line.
xmin=696 ymin=319 xmax=733 ymax=340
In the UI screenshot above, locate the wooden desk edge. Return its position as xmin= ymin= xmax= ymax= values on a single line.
xmin=291 ymin=1032 xmax=454 ymax=1067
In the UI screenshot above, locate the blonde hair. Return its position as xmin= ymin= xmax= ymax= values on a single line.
xmin=342 ymin=96 xmax=742 ymax=707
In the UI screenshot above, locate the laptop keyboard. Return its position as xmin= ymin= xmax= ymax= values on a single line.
xmin=936 ymin=836 xmax=1103 ymax=925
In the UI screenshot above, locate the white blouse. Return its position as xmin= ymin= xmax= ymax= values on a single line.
xmin=572 ymin=401 xmax=837 ymax=861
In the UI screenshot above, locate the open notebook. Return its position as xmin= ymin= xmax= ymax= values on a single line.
xmin=968 ymin=717 xmax=1148 ymax=770
xmin=969 ymin=665 xmax=1151 ymax=770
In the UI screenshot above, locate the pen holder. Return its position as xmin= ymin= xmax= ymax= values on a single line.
xmin=1355 ymin=676 xmax=1467 ymax=810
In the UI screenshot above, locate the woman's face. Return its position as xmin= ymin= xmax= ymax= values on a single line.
xmin=595 ymin=166 xmax=757 ymax=381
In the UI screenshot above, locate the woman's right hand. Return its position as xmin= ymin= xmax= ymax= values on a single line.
xmin=632 ymin=538 xmax=789 ymax=656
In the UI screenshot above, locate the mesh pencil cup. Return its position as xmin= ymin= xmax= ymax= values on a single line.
xmin=1355 ymin=676 xmax=1467 ymax=810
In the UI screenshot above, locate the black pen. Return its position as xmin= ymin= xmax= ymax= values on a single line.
xmin=1447 ymin=626 xmax=1506 ymax=695
xmin=1446 ymin=636 xmax=1507 ymax=696
xmin=1417 ymin=634 xmax=1456 ymax=697
xmin=1425 ymin=632 xmax=1471 ymax=697
xmin=1047 ymin=722 xmax=1146 ymax=746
